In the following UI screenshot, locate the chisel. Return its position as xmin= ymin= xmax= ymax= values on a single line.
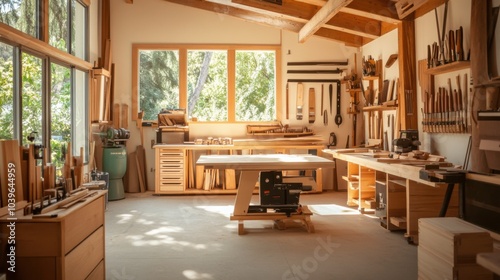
xmin=309 ymin=88 xmax=316 ymax=124
xmin=297 ymin=83 xmax=304 ymax=120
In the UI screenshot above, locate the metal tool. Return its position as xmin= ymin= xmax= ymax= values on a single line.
xmin=309 ymin=88 xmax=315 ymax=124
xmin=329 ymin=84 xmax=333 ymax=115
xmin=328 ymin=132 xmax=336 ymax=148
xmin=334 ymin=83 xmax=343 ymax=127
xmin=296 ymin=83 xmax=304 ymax=120
xmin=434 ymin=0 xmax=449 ymax=65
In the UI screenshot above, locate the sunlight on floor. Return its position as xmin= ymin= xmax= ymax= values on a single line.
xmin=195 ymin=205 xmax=233 ymax=217
xmin=308 ymin=204 xmax=361 ymax=215
xmin=183 ymin=270 xmax=214 ymax=279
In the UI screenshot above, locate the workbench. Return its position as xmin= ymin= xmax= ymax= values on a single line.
xmin=323 ymin=149 xmax=460 ymax=243
xmin=196 ymin=154 xmax=334 ymax=234
xmin=154 ymin=140 xmax=326 ymax=194
xmin=0 ymin=190 xmax=107 ymax=279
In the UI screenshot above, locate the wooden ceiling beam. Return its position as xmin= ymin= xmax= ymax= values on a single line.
xmin=163 ymin=0 xmax=303 ymax=32
xmin=231 ymin=0 xmax=320 ymax=21
xmin=342 ymin=0 xmax=400 ymax=24
xmin=232 ymin=0 xmax=380 ymax=39
xmin=326 ymin=11 xmax=381 ymax=39
xmin=293 ymin=0 xmax=327 ymax=6
xmin=298 ymin=0 xmax=354 ymax=43
xmin=314 ymin=27 xmax=368 ymax=47
xmin=414 ymin=0 xmax=446 ymax=19
xmin=163 ymin=0 xmax=389 ymax=46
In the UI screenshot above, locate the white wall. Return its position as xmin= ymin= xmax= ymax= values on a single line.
xmin=110 ymin=0 xmax=358 ymax=190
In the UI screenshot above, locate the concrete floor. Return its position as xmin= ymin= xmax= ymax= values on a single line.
xmin=105 ymin=191 xmax=417 ymax=280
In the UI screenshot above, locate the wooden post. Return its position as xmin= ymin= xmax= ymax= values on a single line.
xmin=398 ymin=19 xmax=418 ymax=130
xmin=470 ymin=0 xmax=490 ymax=173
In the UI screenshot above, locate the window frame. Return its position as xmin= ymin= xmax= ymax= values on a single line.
xmin=132 ymin=44 xmax=282 ymax=123
xmin=0 ymin=0 xmax=91 ymax=163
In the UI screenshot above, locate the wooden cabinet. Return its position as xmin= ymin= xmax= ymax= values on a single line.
xmin=0 ymin=191 xmax=106 ymax=280
xmin=345 ymin=162 xmax=376 ymax=212
xmin=155 ymin=148 xmax=186 ymax=193
xmin=376 ymin=173 xmax=407 ymax=230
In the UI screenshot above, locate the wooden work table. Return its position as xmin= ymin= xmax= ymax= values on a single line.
xmin=0 ymin=190 xmax=107 ymax=279
xmin=323 ymin=149 xmax=462 ymax=243
xmin=154 ymin=141 xmax=326 ymax=195
xmin=197 ymin=154 xmax=334 ymax=234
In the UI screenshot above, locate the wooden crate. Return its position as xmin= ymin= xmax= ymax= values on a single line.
xmin=418 ymin=245 xmax=493 ymax=280
xmin=419 ymin=217 xmax=493 ymax=265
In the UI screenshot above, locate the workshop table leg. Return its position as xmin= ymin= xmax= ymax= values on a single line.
xmin=439 ymin=183 xmax=455 ymax=217
xmin=233 ymin=170 xmax=259 ymax=216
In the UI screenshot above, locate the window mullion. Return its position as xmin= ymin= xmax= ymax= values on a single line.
xmin=43 ymin=58 xmax=51 ymax=163
xmin=179 ymin=49 xmax=187 ymax=109
xmin=39 ymin=0 xmax=49 ymax=42
xmin=68 ymin=0 xmax=73 ymax=54
xmin=13 ymin=46 xmax=22 ymax=140
xmin=227 ymin=49 xmax=235 ymax=123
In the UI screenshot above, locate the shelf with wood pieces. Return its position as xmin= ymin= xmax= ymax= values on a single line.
xmin=425 ymin=61 xmax=470 ymax=75
xmin=419 ymin=59 xmax=471 ymax=134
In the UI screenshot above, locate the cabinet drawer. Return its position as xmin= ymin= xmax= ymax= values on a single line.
xmin=64 ymin=195 xmax=104 ymax=254
xmin=158 ymin=149 xmax=183 ymax=157
xmin=65 ymin=226 xmax=104 ymax=279
xmin=159 ymin=163 xmax=183 ymax=169
xmin=159 ymin=174 xmax=183 ymax=181
xmin=159 ymin=158 xmax=183 ymax=165
xmin=158 ymin=180 xmax=184 ymax=191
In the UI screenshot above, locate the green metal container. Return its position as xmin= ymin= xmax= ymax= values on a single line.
xmin=102 ymin=146 xmax=127 ymax=200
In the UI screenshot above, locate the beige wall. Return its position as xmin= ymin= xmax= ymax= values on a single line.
xmin=110 ymin=0 xmax=358 ymax=189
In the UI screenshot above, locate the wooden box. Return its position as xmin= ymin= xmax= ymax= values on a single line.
xmin=419 ymin=217 xmax=493 ymax=265
xmin=418 ymin=245 xmax=493 ymax=280
xmin=418 ymin=217 xmax=494 ymax=280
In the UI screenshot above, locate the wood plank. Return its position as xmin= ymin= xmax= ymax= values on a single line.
xmin=0 ymin=140 xmax=24 ymax=206
xmin=225 ymin=169 xmax=236 ymax=190
xmin=121 ymin=103 xmax=129 ymax=128
xmin=125 ymin=151 xmax=140 ymax=193
xmin=299 ymin=0 xmax=354 ymax=43
xmin=113 ymin=103 xmax=120 ymax=127
xmin=136 ymin=146 xmax=147 ymax=192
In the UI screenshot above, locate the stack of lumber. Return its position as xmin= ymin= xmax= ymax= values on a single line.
xmin=418 ymin=217 xmax=494 ymax=279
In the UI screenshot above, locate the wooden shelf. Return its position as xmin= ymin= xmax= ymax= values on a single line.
xmin=388 ymin=179 xmax=406 ymax=187
xmin=362 ymin=105 xmax=398 ymax=111
xmin=425 ymin=60 xmax=470 ymax=75
xmin=390 ymin=216 xmax=407 ymax=229
xmin=347 ymin=88 xmax=362 ymax=93
xmin=362 ymin=75 xmax=380 ymax=81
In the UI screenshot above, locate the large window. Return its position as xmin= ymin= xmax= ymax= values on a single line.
xmin=0 ymin=0 xmax=90 ymax=169
xmin=133 ymin=44 xmax=281 ymax=123
xmin=187 ymin=50 xmax=228 ymax=121
xmin=0 ymin=0 xmax=38 ymax=38
xmin=0 ymin=41 xmax=15 ymax=139
xmin=21 ymin=51 xmax=44 ymax=146
xmin=1 ymin=0 xmax=88 ymax=60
